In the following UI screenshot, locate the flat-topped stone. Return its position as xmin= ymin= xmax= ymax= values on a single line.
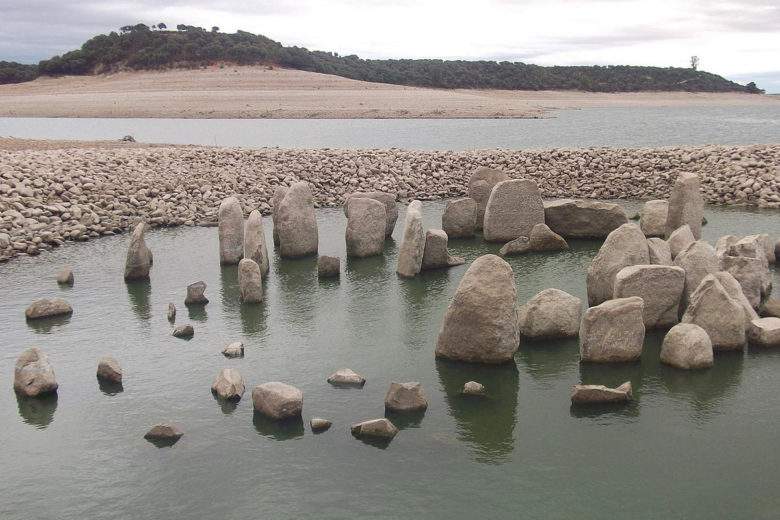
xmin=252 ymin=382 xmax=303 ymax=420
xmin=544 ymin=199 xmax=628 ymax=238
xmin=639 ymin=200 xmax=668 ymax=237
xmin=571 ymin=382 xmax=632 ymax=403
xmin=580 ymin=297 xmax=645 ymax=362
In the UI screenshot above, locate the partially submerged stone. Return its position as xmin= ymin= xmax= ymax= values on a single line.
xmin=483 ymin=179 xmax=544 ymax=242
xmin=351 ymin=418 xmax=399 ymax=439
xmin=144 ymin=423 xmax=183 ymax=443
xmin=421 ymin=230 xmax=464 ymax=270
xmin=345 ymin=197 xmax=386 ymax=258
xmin=571 ymin=382 xmax=632 ymax=403
xmin=185 ymin=281 xmax=208 ymax=305
xmin=517 ymin=288 xmax=581 ymax=339
xmin=665 ymin=172 xmax=704 ymax=239
xmin=639 ymin=200 xmax=668 ymax=237
xmin=384 ymin=382 xmax=428 ymax=412
xmin=468 ymin=167 xmax=509 ymax=230
xmin=252 ymin=382 xmax=303 ymax=420
xmin=713 ymin=271 xmax=758 ymax=330
xmin=396 ymin=200 xmax=425 ymax=277
xmin=124 ymin=221 xmax=152 ymax=281
xmin=543 ymin=199 xmax=628 ymax=238
xmin=14 ymin=347 xmax=58 ymax=397
xmin=579 ymin=297 xmax=645 ymax=362
xmin=271 ymin=186 xmax=288 ymax=246
xmin=97 ymin=356 xmax=122 ymax=384
xmin=613 ymin=264 xmax=685 ymax=329
xmin=442 ymin=197 xmax=477 ymax=238
xmin=586 ymin=223 xmax=649 ymax=306
xmin=222 ymin=341 xmax=245 ymax=358
xmin=681 ymin=275 xmax=746 ymax=351
xmin=345 ymin=191 xmax=398 ymax=238
xmin=499 ymin=223 xmax=568 ymax=256
xmin=462 ymin=381 xmax=486 ymax=396
xmin=25 ymin=298 xmax=73 ymax=320
xmin=747 ymin=317 xmax=780 ymax=348
xmin=56 ymin=267 xmax=74 ymax=286
xmin=668 ymin=225 xmax=695 ymax=259
xmin=310 ymin=417 xmax=332 ymax=432
xmin=244 ymin=210 xmax=270 ymax=276
xmin=172 ymin=324 xmax=194 ymax=338
xmin=327 ymin=368 xmax=366 ymax=387
xmin=218 ymin=196 xmax=244 ymax=265
xmin=647 ymin=238 xmax=673 ymax=265
xmin=660 ymin=323 xmax=714 ymax=369
xmin=211 ymin=368 xmax=245 ymax=400
xmin=277 ymin=181 xmax=319 ymax=258
xmin=167 ymin=302 xmax=176 ymax=322
xmin=317 ymin=255 xmax=340 ymax=278
xmin=238 ymin=258 xmax=264 ymax=303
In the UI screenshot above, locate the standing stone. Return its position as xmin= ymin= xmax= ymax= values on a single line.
xmin=747 ymin=317 xmax=780 ymax=347
xmin=185 ymin=281 xmax=208 ymax=305
xmin=25 ymin=298 xmax=72 ymax=320
xmin=96 ymin=357 xmax=122 ymax=383
xmin=647 ymin=238 xmax=673 ymax=265
xmin=571 ymin=382 xmax=632 ymax=403
xmin=668 ymin=225 xmax=695 ymax=259
xmin=252 ymin=382 xmax=303 ymax=420
xmin=483 ymin=179 xmax=544 ymax=242
xmin=665 ymin=172 xmax=704 ymax=239
xmin=579 ymin=297 xmax=645 ymax=362
xmin=660 ymin=323 xmax=714 ymax=369
xmin=674 ymin=241 xmax=720 ymax=304
xmin=442 ymin=197 xmax=477 ymax=238
xmin=56 ymin=267 xmax=74 ymax=286
xmin=499 ymin=223 xmax=568 ymax=256
xmin=681 ymin=275 xmax=746 ymax=351
xmin=124 ymin=221 xmax=152 ymax=281
xmin=317 ymin=256 xmax=340 ymax=278
xmin=396 ymin=201 xmax=425 ymax=277
xmin=238 ymin=258 xmax=263 ymax=303
xmin=345 ymin=198 xmax=386 ymax=258
xmin=277 ymin=182 xmax=318 ymax=258
xmin=271 ymin=186 xmax=288 ymax=246
xmin=586 ymin=224 xmax=649 ymax=306
xmin=714 ymin=271 xmax=758 ymax=330
xmin=517 ymin=288 xmax=582 ymax=339
xmin=167 ymin=303 xmax=176 ymax=322
xmin=421 ymin=230 xmax=464 ymax=270
xmin=640 ymin=200 xmax=668 ymax=237
xmin=345 ymin=191 xmax=398 ymax=237
xmin=720 ymin=252 xmax=766 ymax=309
xmin=435 ymin=255 xmax=519 ymax=364
xmin=218 ymin=196 xmax=244 ymax=265
xmin=244 ymin=210 xmax=270 ymax=277
xmin=468 ymin=167 xmax=509 ymax=230
xmin=613 ymin=265 xmax=685 ymax=329
xmin=543 ymin=199 xmax=628 ymax=238
xmin=384 ymin=382 xmax=428 ymax=412
xmin=211 ymin=368 xmax=245 ymax=400
xmin=14 ymin=347 xmax=58 ymax=397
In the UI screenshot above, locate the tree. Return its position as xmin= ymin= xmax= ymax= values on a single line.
xmin=212 ymin=26 xmax=220 ymax=33
xmin=690 ymin=55 xmax=699 ymax=70
xmin=158 ymin=22 xmax=167 ymax=30
xmin=177 ymin=24 xmax=186 ymax=31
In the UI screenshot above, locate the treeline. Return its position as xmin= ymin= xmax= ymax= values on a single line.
xmin=3 ymin=23 xmax=764 ymax=93
xmin=0 ymin=61 xmax=39 ymax=84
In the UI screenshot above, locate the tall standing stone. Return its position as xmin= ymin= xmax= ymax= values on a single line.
xmin=124 ymin=221 xmax=152 ymax=281
xmin=586 ymin=223 xmax=649 ymax=306
xmin=483 ymin=179 xmax=544 ymax=243
xmin=345 ymin=191 xmax=398 ymax=238
xmin=665 ymin=172 xmax=704 ymax=239
xmin=218 ymin=196 xmax=244 ymax=265
xmin=442 ymin=197 xmax=477 ymax=238
xmin=277 ymin=182 xmax=318 ymax=258
xmin=468 ymin=167 xmax=509 ymax=230
xmin=435 ymin=255 xmax=519 ymax=364
xmin=238 ymin=258 xmax=263 ymax=303
xmin=640 ymin=200 xmax=668 ymax=237
xmin=345 ymin=197 xmax=386 ymax=258
xmin=396 ymin=201 xmax=425 ymax=277
xmin=244 ymin=210 xmax=269 ymax=277
xmin=271 ymin=186 xmax=288 ymax=247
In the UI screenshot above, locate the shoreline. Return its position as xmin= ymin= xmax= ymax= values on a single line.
xmin=1 ymin=141 xmax=778 ymax=262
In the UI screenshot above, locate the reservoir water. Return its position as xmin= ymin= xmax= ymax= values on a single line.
xmin=2 ymin=200 xmax=780 ymax=519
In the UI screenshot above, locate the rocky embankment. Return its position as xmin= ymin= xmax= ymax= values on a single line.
xmin=1 ymin=144 xmax=778 ymax=262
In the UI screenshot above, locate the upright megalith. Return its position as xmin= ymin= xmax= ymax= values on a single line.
xmin=345 ymin=197 xmax=386 ymax=258
xmin=673 ymin=240 xmax=719 ymax=303
xmin=613 ymin=264 xmax=685 ymax=329
xmin=124 ymin=221 xmax=152 ymax=281
xmin=218 ymin=196 xmax=244 ymax=265
xmin=277 ymin=182 xmax=318 ymax=258
xmin=442 ymin=197 xmax=477 ymax=238
xmin=586 ymin=223 xmax=649 ymax=306
xmin=436 ymin=255 xmax=519 ymax=363
xmin=345 ymin=191 xmax=398 ymax=237
xmin=483 ymin=179 xmax=544 ymax=243
xmin=421 ymin=230 xmax=464 ymax=270
xmin=543 ymin=199 xmax=628 ymax=239
xmin=244 ymin=210 xmax=269 ymax=277
xmin=238 ymin=258 xmax=263 ymax=303
xmin=579 ymin=297 xmax=645 ymax=362
xmin=640 ymin=200 xmax=668 ymax=237
xmin=271 ymin=186 xmax=288 ymax=247
xmin=396 ymin=201 xmax=425 ymax=277
xmin=14 ymin=347 xmax=58 ymax=397
xmin=468 ymin=167 xmax=509 ymax=230
xmin=665 ymin=172 xmax=704 ymax=239
xmin=681 ymin=275 xmax=746 ymax=351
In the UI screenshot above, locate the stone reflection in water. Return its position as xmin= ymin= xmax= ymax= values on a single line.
xmin=125 ymin=279 xmax=151 ymax=321
xmin=25 ymin=313 xmax=71 ymax=334
xmin=273 ymin=255 xmax=318 ymax=332
xmin=98 ymin=378 xmax=124 ymax=396
xmin=187 ymin=303 xmax=208 ymax=322
xmin=398 ymin=272 xmax=451 ymax=349
xmin=516 ymin=338 xmax=580 ymax=385
xmin=385 ymin=409 xmax=426 ymax=429
xmin=17 ymin=393 xmax=58 ymax=428
xmin=435 ymin=359 xmax=519 ymax=464
xmin=219 ymin=264 xmax=240 ymax=316
xmin=252 ymin=412 xmax=304 ymax=441
xmin=214 ymin=394 xmax=239 ymax=415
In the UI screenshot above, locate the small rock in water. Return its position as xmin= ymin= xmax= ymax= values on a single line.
xmin=310 ymin=417 xmax=332 ymax=432
xmin=56 ymin=267 xmax=74 ymax=286
xmin=222 ymin=341 xmax=245 ymax=358
xmin=25 ymin=298 xmax=73 ymax=320
xmin=747 ymin=317 xmax=780 ymax=348
xmin=462 ymin=381 xmax=486 ymax=396
xmin=327 ymin=368 xmax=366 ymax=387
xmin=172 ymin=324 xmax=194 ymax=338
xmin=14 ymin=347 xmax=58 ymax=397
xmin=571 ymin=382 xmax=632 ymax=404
xmin=317 ymin=255 xmax=340 ymax=278
xmin=384 ymin=382 xmax=428 ymax=412
xmin=144 ymin=423 xmax=183 ymax=444
xmin=185 ymin=281 xmax=208 ymax=305
xmin=211 ymin=368 xmax=245 ymax=400
xmin=167 ymin=303 xmax=176 ymax=322
xmin=252 ymin=382 xmax=303 ymax=420
xmin=96 ymin=356 xmax=123 ymax=383
xmin=351 ymin=418 xmax=399 ymax=439
xmin=499 ymin=223 xmax=568 ymax=256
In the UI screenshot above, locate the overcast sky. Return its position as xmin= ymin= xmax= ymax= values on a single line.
xmin=2 ymin=0 xmax=779 ymax=92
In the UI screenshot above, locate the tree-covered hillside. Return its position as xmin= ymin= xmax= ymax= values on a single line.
xmin=2 ymin=24 xmax=764 ymax=93
xmin=0 ymin=61 xmax=39 ymax=84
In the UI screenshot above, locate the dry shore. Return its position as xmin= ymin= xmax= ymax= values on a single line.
xmin=0 ymin=66 xmax=776 ymax=119
xmin=1 ymin=141 xmax=778 ymax=262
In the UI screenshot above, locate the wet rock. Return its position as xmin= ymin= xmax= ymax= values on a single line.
xmin=345 ymin=197 xmax=386 ymax=257
xmin=660 ymin=323 xmax=714 ymax=369
xmin=544 ymin=199 xmax=628 ymax=238
xmin=468 ymin=167 xmax=508 ymax=230
xmin=421 ymin=230 xmax=464 ymax=270
xmin=218 ymin=196 xmax=244 ymax=265
xmin=345 ymin=191 xmax=398 ymax=237
xmin=144 ymin=424 xmax=183 ymax=443
xmin=613 ymin=264 xmax=685 ymax=329
xmin=56 ymin=267 xmax=74 ymax=286
xmin=326 ymin=368 xmax=366 ymax=387
xmin=96 ymin=356 xmax=122 ymax=383
xmin=384 ymin=382 xmax=428 ymax=412
xmin=517 ymin=288 xmax=581 ymax=338
xmin=674 ymin=241 xmax=719 ymax=303
xmin=483 ymin=179 xmax=544 ymax=242
xmin=499 ymin=223 xmax=567 ymax=255
xmin=252 ymin=382 xmax=303 ymax=420
xmin=185 ymin=281 xmax=208 ymax=305
xmin=25 ymin=298 xmax=73 ymax=320
xmin=238 ymin=258 xmax=263 ymax=303
xmin=640 ymin=200 xmax=668 ymax=237
xmin=167 ymin=302 xmax=176 ymax=322
xmin=14 ymin=347 xmax=58 ymax=397
xmin=747 ymin=317 xmax=780 ymax=347
xmin=462 ymin=381 xmax=486 ymax=396
xmin=442 ymin=197 xmax=477 ymax=238
xmin=211 ymin=368 xmax=245 ymax=400
xmin=124 ymin=221 xmax=152 ymax=280
xmin=317 ymin=255 xmax=340 ymax=278
xmin=244 ymin=210 xmax=270 ymax=276
xmin=271 ymin=186 xmax=288 ymax=247
xmin=586 ymin=223 xmax=649 ymax=306
xmin=665 ymin=172 xmax=704 ymax=239
xmin=579 ymin=297 xmax=645 ymax=362
xmin=310 ymin=417 xmax=332 ymax=432
xmin=172 ymin=324 xmax=194 ymax=338
xmin=571 ymin=382 xmax=632 ymax=403
xmin=350 ymin=418 xmax=399 ymax=439
xmin=277 ymin=181 xmax=318 ymax=258
xmin=222 ymin=341 xmax=244 ymax=358
xmin=647 ymin=238 xmax=673 ymax=265
xmin=436 ymin=255 xmax=519 ymax=364
xmin=668 ymin=225 xmax=695 ymax=259
xmin=681 ymin=275 xmax=746 ymax=351
xmin=396 ymin=200 xmax=425 ymax=277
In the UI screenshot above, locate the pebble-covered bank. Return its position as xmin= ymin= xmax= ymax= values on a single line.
xmin=1 ymin=144 xmax=778 ymax=262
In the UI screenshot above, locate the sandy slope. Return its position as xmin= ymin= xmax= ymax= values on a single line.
xmin=0 ymin=66 xmax=776 ymax=119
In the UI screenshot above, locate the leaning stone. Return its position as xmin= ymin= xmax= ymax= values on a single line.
xmin=350 ymin=418 xmax=399 ymax=439
xmin=244 ymin=210 xmax=270 ymax=277
xmin=14 ymin=347 xmax=58 ymax=397
xmin=310 ymin=417 xmax=332 ymax=432
xmin=660 ymin=323 xmax=714 ymax=369
xmin=462 ymin=381 xmax=486 ymax=396
xmin=517 ymin=288 xmax=581 ymax=338
xmin=668 ymin=225 xmax=695 ymax=259
xmin=647 ymin=238 xmax=673 ymax=265
xmin=252 ymin=382 xmax=303 ymax=420
xmin=713 ymin=271 xmax=758 ymax=330
xmin=238 ymin=258 xmax=264 ymax=303
xmin=327 ymin=368 xmax=366 ymax=387
xmin=499 ymin=223 xmax=567 ymax=255
xmin=747 ymin=317 xmax=780 ymax=347
xmin=222 ymin=341 xmax=244 ymax=358
xmin=586 ymin=223 xmax=649 ymax=306
xmin=317 ymin=255 xmax=340 ymax=278
xmin=211 ymin=368 xmax=245 ymax=400
xmin=56 ymin=267 xmax=74 ymax=286
xmin=271 ymin=186 xmax=288 ymax=246
xmin=167 ymin=302 xmax=176 ymax=322
xmin=345 ymin=191 xmax=398 ymax=237
xmin=421 ymin=230 xmax=464 ymax=270
xmin=25 ymin=298 xmax=72 ymax=320
xmin=665 ymin=172 xmax=704 ymax=239
xmin=185 ymin=281 xmax=208 ymax=305
xmin=571 ymin=382 xmax=632 ymax=403
xmin=396 ymin=200 xmax=425 ymax=277
xmin=483 ymin=179 xmax=544 ymax=242
xmin=277 ymin=181 xmax=319 ymax=258
xmin=681 ymin=275 xmax=746 ymax=351
xmin=144 ymin=424 xmax=183 ymax=442
xmin=674 ymin=241 xmax=719 ymax=304
xmin=97 ymin=357 xmax=122 ymax=383
xmin=543 ymin=199 xmax=628 ymax=238
xmin=436 ymin=255 xmax=519 ymax=364
xmin=468 ymin=167 xmax=509 ymax=230
xmin=579 ymin=297 xmax=645 ymax=362
xmin=384 ymin=382 xmax=428 ymax=412
xmin=613 ymin=264 xmax=685 ymax=329
xmin=218 ymin=196 xmax=244 ymax=265
xmin=124 ymin=221 xmax=152 ymax=280
xmin=442 ymin=197 xmax=477 ymax=238
xmin=640 ymin=200 xmax=668 ymax=237
xmin=345 ymin=197 xmax=386 ymax=258
xmin=172 ymin=324 xmax=194 ymax=338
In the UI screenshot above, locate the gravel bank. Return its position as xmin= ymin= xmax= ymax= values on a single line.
xmin=1 ymin=144 xmax=778 ymax=262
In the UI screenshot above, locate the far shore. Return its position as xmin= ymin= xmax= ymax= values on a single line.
xmin=0 ymin=66 xmax=776 ymax=120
